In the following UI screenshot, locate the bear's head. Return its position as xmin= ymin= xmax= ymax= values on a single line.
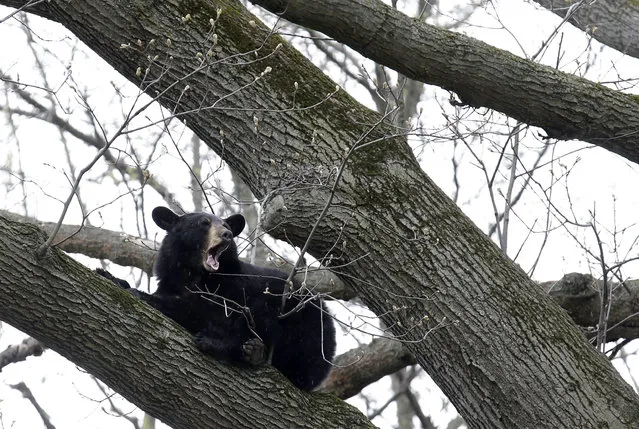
xmin=152 ymin=207 xmax=246 ymax=293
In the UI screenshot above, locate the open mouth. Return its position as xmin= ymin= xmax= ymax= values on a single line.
xmin=204 ymin=243 xmax=228 ymax=272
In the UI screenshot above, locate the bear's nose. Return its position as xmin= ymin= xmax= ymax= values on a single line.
xmin=221 ymin=230 xmax=233 ymax=241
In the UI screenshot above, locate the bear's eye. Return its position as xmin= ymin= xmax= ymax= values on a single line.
xmin=200 ymin=218 xmax=212 ymax=227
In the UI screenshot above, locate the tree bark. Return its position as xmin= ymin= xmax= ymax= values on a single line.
xmin=1 ymin=1 xmax=638 ymax=428
xmin=534 ymin=0 xmax=639 ymax=59
xmin=0 ymin=214 xmax=373 ymax=429
xmin=248 ymin=0 xmax=639 ymax=165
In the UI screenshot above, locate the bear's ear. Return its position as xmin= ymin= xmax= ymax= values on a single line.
xmin=152 ymin=207 xmax=180 ymax=231
xmin=225 ymin=214 xmax=245 ymax=237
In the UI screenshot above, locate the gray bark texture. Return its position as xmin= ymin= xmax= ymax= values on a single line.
xmin=0 ymin=215 xmax=373 ymax=429
xmin=249 ymin=0 xmax=639 ymax=165
xmin=534 ymin=0 xmax=639 ymax=59
xmin=1 ymin=0 xmax=638 ymax=428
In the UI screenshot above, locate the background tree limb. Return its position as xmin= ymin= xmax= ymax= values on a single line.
xmin=0 ymin=337 xmax=46 ymax=372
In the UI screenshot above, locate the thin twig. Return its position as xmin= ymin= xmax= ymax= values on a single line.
xmin=10 ymin=382 xmax=56 ymax=429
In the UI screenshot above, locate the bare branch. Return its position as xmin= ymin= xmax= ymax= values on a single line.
xmin=0 ymin=209 xmax=157 ymax=275
xmin=534 ymin=0 xmax=639 ymax=60
xmin=318 ymin=337 xmax=416 ymax=399
xmin=9 ymin=382 xmax=56 ymax=429
xmin=3 ymin=85 xmax=178 ymax=206
xmin=0 ymin=337 xmax=45 ymax=372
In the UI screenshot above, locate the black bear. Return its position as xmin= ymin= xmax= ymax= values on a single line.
xmin=99 ymin=206 xmax=336 ymax=391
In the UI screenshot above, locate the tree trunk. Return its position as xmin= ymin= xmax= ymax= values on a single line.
xmin=1 ymin=1 xmax=638 ymax=428
xmin=534 ymin=0 xmax=639 ymax=59
xmin=0 ymin=214 xmax=373 ymax=429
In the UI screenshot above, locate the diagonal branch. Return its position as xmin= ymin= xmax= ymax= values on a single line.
xmin=249 ymin=0 xmax=639 ymax=164
xmin=318 ymin=337 xmax=416 ymax=399
xmin=10 ymin=382 xmax=56 ymax=429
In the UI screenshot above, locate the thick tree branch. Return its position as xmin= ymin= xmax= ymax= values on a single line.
xmin=542 ymin=272 xmax=639 ymax=342
xmin=534 ymin=0 xmax=639 ymax=59
xmin=322 ymin=273 xmax=639 ymax=399
xmin=248 ymin=0 xmax=639 ymax=164
xmin=0 ymin=210 xmax=157 ymax=275
xmin=0 ymin=214 xmax=372 ymax=429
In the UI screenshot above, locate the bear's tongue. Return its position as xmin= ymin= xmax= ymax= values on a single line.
xmin=206 ymin=253 xmax=220 ymax=271
xmin=206 ymin=244 xmax=227 ymax=271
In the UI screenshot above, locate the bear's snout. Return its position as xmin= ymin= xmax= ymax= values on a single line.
xmin=220 ymin=229 xmax=232 ymax=241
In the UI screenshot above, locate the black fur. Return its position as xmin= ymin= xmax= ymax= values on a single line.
xmin=99 ymin=207 xmax=335 ymax=391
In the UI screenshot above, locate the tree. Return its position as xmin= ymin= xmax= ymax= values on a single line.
xmin=534 ymin=0 xmax=639 ymax=59
xmin=1 ymin=0 xmax=639 ymax=428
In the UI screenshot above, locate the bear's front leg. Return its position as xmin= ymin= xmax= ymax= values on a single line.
xmin=196 ymin=317 xmax=266 ymax=366
xmin=196 ymin=333 xmax=265 ymax=366
xmin=95 ymin=268 xmax=131 ymax=289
